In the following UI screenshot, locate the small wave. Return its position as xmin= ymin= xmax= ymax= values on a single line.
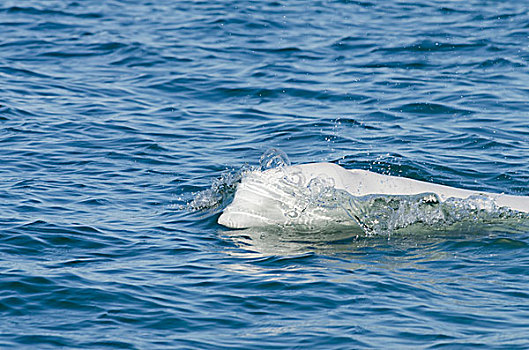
xmin=475 ymin=58 xmax=525 ymax=68
xmin=392 ymin=102 xmax=473 ymax=116
xmin=4 ymin=6 xmax=102 ymax=19
xmin=335 ymin=117 xmax=380 ymax=130
xmin=331 ymin=36 xmax=375 ymax=51
xmin=379 ymin=39 xmax=487 ymax=53
xmin=210 ymin=85 xmax=365 ymax=102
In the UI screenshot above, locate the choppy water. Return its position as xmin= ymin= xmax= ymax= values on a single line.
xmin=1 ymin=0 xmax=529 ymax=348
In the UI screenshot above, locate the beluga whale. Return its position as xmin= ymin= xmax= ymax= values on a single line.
xmin=218 ymin=162 xmax=529 ymax=232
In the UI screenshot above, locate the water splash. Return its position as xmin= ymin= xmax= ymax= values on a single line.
xmin=337 ymin=192 xmax=527 ymax=236
xmin=188 ymin=166 xmax=249 ymax=212
xmin=189 ymin=149 xmax=291 ymax=213
xmin=259 ymin=148 xmax=291 ymax=170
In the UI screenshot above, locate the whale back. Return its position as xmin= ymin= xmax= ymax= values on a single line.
xmin=218 ymin=162 xmax=529 ymax=229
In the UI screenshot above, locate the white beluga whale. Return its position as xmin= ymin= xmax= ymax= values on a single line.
xmin=218 ymin=162 xmax=529 ymax=230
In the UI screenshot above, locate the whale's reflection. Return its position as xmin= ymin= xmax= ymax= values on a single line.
xmin=218 ymin=223 xmax=529 ymax=294
xmin=220 ymin=219 xmax=529 ymax=267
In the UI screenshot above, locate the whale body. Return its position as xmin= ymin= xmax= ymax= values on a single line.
xmin=218 ymin=162 xmax=529 ymax=229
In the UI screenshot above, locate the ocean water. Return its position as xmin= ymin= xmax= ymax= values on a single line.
xmin=1 ymin=0 xmax=529 ymax=348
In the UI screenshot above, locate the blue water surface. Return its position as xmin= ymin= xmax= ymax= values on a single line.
xmin=1 ymin=0 xmax=529 ymax=348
